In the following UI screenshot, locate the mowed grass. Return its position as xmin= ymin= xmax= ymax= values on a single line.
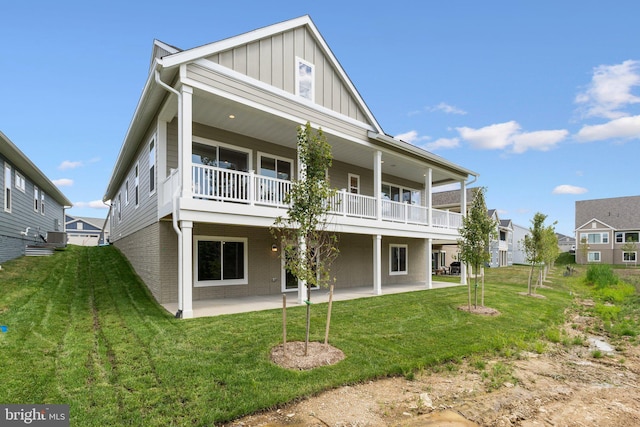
xmin=0 ymin=246 xmax=576 ymax=425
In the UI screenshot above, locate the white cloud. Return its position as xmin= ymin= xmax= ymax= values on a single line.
xmin=457 ymin=121 xmax=568 ymax=153
xmin=58 ymin=160 xmax=83 ymax=170
xmin=429 ymin=102 xmax=467 ymax=115
xmin=552 ymin=185 xmax=588 ymax=195
xmin=73 ymin=200 xmax=109 ymax=209
xmin=457 ymin=121 xmax=520 ymax=150
xmin=512 ymin=129 xmax=569 ymax=154
xmin=52 ymin=178 xmax=73 ymax=187
xmin=394 ymin=130 xmax=430 ymax=144
xmin=423 ymin=137 xmax=460 ymax=151
xmin=575 ymin=60 xmax=640 ymax=119
xmin=575 ymin=114 xmax=640 ymax=142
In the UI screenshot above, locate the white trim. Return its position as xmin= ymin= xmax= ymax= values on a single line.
xmin=194 ymin=236 xmax=248 ymax=287
xmin=134 ymin=162 xmax=140 ymax=208
xmin=623 ymin=251 xmax=637 ymax=263
xmin=125 ymin=180 xmax=129 ymax=206
xmin=389 ymin=243 xmax=408 ymax=275
xmin=41 ymin=191 xmax=45 ymax=215
xmin=579 ymin=232 xmax=609 ymax=245
xmin=33 ymin=185 xmax=39 ymax=212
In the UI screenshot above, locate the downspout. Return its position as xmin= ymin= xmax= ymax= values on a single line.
xmin=154 ymin=66 xmax=185 ymax=318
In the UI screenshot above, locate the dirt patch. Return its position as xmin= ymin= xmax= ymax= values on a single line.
xmin=271 ymin=341 xmax=345 ymax=370
xmin=229 ymin=319 xmax=640 ymax=426
xmin=457 ymin=305 xmax=501 ymax=316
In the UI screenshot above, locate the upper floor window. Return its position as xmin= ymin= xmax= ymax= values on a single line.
xmin=149 ymin=138 xmax=156 ymax=195
xmin=382 ymin=183 xmax=421 ymax=205
xmin=15 ymin=172 xmax=25 ymax=192
xmin=34 ymin=186 xmax=39 ymax=212
xmin=348 ymin=174 xmax=360 ymax=194
xmin=4 ymin=163 xmax=11 ymax=212
xmin=580 ymin=232 xmax=609 ymax=244
xmin=41 ymin=192 xmax=45 ymax=215
xmin=617 ymin=232 xmax=639 ymax=243
xmin=134 ymin=163 xmax=139 ymax=207
xmin=295 ymin=57 xmax=314 ymax=101
xmin=259 ymin=153 xmax=292 ymax=181
xmin=192 ymin=141 xmax=249 ymax=171
xmin=125 ymin=180 xmax=129 ymax=206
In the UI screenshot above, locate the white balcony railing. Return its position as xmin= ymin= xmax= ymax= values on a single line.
xmin=164 ymin=164 xmax=464 ymax=231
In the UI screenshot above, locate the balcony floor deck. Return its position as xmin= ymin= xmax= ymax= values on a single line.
xmin=162 ymin=280 xmax=463 ymax=318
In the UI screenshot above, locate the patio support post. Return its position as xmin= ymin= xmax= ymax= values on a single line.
xmin=426 ymin=168 xmax=433 ymax=226
xmin=426 ymin=238 xmax=433 ymax=289
xmin=374 ymin=151 xmax=382 ymax=221
xmin=180 ymin=220 xmax=193 ymax=318
xmin=460 ymin=179 xmax=467 ymax=286
xmin=373 ymin=234 xmax=382 ymax=295
xmin=180 ymin=82 xmax=193 ymax=199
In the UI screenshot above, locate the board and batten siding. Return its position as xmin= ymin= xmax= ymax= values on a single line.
xmin=204 ymin=26 xmax=368 ymax=123
xmin=0 ymin=154 xmax=65 ymax=262
xmin=110 ymin=126 xmax=159 ymax=242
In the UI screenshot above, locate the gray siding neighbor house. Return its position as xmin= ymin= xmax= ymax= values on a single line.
xmin=103 ymin=16 xmax=478 ymax=318
xmin=575 ymin=195 xmax=640 ymax=265
xmin=0 ymin=131 xmax=72 ymax=263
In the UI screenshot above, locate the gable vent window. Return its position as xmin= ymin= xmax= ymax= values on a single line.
xmin=295 ymin=57 xmax=314 ymax=102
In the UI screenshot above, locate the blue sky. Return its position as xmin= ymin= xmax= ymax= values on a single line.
xmin=1 ymin=0 xmax=639 ymax=236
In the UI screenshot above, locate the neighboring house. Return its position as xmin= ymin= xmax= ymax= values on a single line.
xmin=575 ymin=195 xmax=640 ymax=265
xmin=0 ymin=131 xmax=72 ymax=263
xmin=103 ymin=16 xmax=478 ymax=318
xmin=65 ymin=215 xmax=109 ymax=246
xmin=512 ymin=223 xmax=531 ymax=265
xmin=556 ymin=233 xmax=575 ymax=253
xmin=431 ymin=189 xmax=514 ymax=269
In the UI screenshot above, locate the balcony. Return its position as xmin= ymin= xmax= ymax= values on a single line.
xmin=162 ymin=164 xmax=463 ymax=231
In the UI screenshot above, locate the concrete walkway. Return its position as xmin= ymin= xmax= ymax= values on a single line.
xmin=162 ymin=280 xmax=463 ymax=318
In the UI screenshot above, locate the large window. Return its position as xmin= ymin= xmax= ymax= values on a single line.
xmin=381 ymin=183 xmax=421 ymax=205
xmin=616 ymin=232 xmax=639 ymax=243
xmin=390 ymin=244 xmax=408 ymax=275
xmin=587 ymin=252 xmax=601 ymax=262
xmin=623 ymin=252 xmax=637 ymax=263
xmin=295 ymin=57 xmax=314 ymax=101
xmin=192 ymin=141 xmax=249 ymax=171
xmin=195 ymin=237 xmax=248 ymax=286
xmin=580 ymin=232 xmax=609 ymax=244
xmin=4 ymin=163 xmax=11 ymax=212
xmin=149 ymin=138 xmax=156 ymax=195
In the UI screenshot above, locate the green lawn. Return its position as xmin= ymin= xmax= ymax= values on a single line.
xmin=0 ymin=246 xmax=585 ymax=425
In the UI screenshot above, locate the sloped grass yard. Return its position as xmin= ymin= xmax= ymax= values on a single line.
xmin=0 ymin=246 xmax=574 ymax=426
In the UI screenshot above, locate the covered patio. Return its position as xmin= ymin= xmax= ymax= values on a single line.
xmin=162 ymin=280 xmax=463 ymax=318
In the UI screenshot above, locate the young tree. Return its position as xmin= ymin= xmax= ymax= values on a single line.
xmin=621 ymin=237 xmax=638 ymax=267
xmin=523 ymin=212 xmax=547 ymax=295
xmin=541 ymin=223 xmax=559 ymax=283
xmin=272 ymin=122 xmax=339 ymax=355
xmin=578 ymin=236 xmax=589 ymax=264
xmin=457 ymin=187 xmax=497 ymax=309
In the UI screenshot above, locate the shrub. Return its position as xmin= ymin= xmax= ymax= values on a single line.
xmin=585 ymin=264 xmax=619 ymax=289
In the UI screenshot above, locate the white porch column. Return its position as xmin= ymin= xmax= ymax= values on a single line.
xmin=373 ymin=234 xmax=382 ymax=295
xmin=180 ymin=220 xmax=194 ymax=319
xmin=426 ymin=238 xmax=433 ymax=289
xmin=460 ymin=180 xmax=467 ymax=285
xmin=180 ymin=84 xmax=193 ymax=198
xmin=374 ymin=151 xmax=382 ymax=221
xmin=426 ymin=168 xmax=433 ymax=226
xmin=157 ymin=119 xmax=168 ymax=184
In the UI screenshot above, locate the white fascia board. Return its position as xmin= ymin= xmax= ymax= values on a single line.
xmin=575 ymin=218 xmax=616 ymax=231
xmin=368 ymin=131 xmax=478 ymax=179
xmin=161 ymin=16 xmax=312 ymax=69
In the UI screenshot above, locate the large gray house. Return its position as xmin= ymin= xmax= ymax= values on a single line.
xmin=0 ymin=131 xmax=72 ymax=263
xmin=103 ymin=16 xmax=478 ymax=318
xmin=575 ymin=195 xmax=640 ymax=265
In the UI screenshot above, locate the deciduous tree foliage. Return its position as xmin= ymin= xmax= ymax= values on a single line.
xmin=457 ymin=187 xmax=497 ymax=309
xmin=272 ymin=122 xmax=339 ymax=354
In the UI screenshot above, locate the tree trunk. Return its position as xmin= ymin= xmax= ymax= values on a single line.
xmin=304 ymin=284 xmax=311 ymax=356
xmin=528 ymin=264 xmax=534 ymax=295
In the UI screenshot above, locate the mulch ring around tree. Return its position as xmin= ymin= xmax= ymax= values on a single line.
xmin=457 ymin=305 xmax=501 ymax=316
xmin=271 ymin=341 xmax=345 ymax=370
